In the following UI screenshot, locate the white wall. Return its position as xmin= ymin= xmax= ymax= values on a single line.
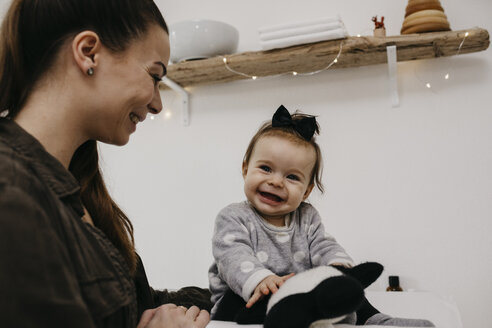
xmin=2 ymin=0 xmax=487 ymax=326
xmin=100 ymin=1 xmax=492 ymax=325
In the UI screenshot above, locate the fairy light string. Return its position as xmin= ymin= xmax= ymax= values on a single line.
xmin=456 ymin=31 xmax=470 ymax=56
xmin=222 ymin=40 xmax=344 ymax=80
xmin=415 ymin=31 xmax=469 ymax=91
xmin=221 ymin=30 xmax=470 ymax=93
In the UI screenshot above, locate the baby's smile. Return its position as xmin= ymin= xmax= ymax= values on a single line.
xmin=259 ymin=191 xmax=284 ymax=203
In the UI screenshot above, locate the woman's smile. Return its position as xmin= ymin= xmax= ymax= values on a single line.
xmin=129 ymin=112 xmax=141 ymax=124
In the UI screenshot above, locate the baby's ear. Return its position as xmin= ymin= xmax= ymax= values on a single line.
xmin=303 ymin=183 xmax=315 ymax=200
xmin=242 ymin=161 xmax=248 ymax=178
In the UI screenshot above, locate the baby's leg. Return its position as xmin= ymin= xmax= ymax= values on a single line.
xmin=212 ymin=290 xmax=246 ymax=322
xmin=356 ymin=297 xmax=435 ymax=327
xmin=212 ymin=289 xmax=268 ymax=324
xmin=235 ymin=295 xmax=269 ymax=324
xmin=364 ymin=313 xmax=435 ymax=327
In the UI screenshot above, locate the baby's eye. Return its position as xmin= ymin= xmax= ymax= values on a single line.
xmin=287 ymin=174 xmax=300 ymax=181
xmin=260 ymin=165 xmax=271 ymax=172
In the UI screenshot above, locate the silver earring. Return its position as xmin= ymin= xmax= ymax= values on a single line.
xmin=87 ymin=67 xmax=94 ymax=76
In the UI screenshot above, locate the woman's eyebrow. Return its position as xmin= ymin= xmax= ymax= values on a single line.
xmin=155 ymin=62 xmax=167 ymax=77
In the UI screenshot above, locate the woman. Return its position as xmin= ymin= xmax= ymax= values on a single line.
xmin=0 ymin=0 xmax=211 ymax=327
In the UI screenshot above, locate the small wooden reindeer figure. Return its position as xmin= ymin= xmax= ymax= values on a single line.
xmin=372 ymin=16 xmax=386 ymax=37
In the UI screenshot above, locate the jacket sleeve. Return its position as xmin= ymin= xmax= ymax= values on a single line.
xmin=150 ymin=286 xmax=213 ymax=312
xmin=0 ymin=184 xmax=96 ymax=328
xmin=211 ymin=207 xmax=274 ymax=302
xmin=306 ymin=206 xmax=354 ymax=267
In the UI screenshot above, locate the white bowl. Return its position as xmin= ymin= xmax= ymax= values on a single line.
xmin=169 ymin=20 xmax=239 ymax=63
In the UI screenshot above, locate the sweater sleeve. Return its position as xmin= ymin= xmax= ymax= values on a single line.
xmin=306 ymin=205 xmax=354 ymax=267
xmin=211 ymin=206 xmax=274 ymax=302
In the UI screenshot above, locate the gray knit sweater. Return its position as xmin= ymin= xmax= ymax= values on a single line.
xmin=208 ymin=201 xmax=353 ymax=306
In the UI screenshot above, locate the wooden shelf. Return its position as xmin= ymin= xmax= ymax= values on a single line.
xmin=161 ymin=27 xmax=489 ymax=89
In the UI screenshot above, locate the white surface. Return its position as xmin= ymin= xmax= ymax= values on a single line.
xmin=257 ymin=15 xmax=342 ymax=34
xmin=81 ymin=0 xmax=491 ymax=327
xmin=169 ymin=19 xmax=239 ymax=63
xmin=366 ymin=292 xmax=462 ymax=328
xmin=259 ymin=21 xmax=344 ymax=42
xmin=206 ymin=322 xmax=415 ymax=328
xmin=259 ymin=28 xmax=348 ymax=51
xmin=205 ymin=291 xmax=461 ymax=328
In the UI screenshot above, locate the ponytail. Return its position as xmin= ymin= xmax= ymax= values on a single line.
xmin=69 ymin=141 xmax=137 ymax=273
xmin=0 ymin=0 xmax=28 ymax=117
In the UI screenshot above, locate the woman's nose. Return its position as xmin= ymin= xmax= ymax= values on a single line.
xmin=148 ymin=87 xmax=163 ymax=114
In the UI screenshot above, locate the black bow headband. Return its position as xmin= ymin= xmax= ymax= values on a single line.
xmin=272 ymin=105 xmax=317 ymax=141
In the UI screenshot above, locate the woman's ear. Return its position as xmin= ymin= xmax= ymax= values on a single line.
xmin=242 ymin=161 xmax=248 ymax=179
xmin=303 ymin=183 xmax=315 ymax=201
xmin=71 ymin=31 xmax=101 ymax=75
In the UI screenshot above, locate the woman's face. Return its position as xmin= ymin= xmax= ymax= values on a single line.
xmin=88 ymin=24 xmax=170 ymax=146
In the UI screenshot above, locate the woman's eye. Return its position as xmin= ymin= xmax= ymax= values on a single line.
xmin=260 ymin=165 xmax=271 ymax=172
xmin=287 ymin=174 xmax=300 ymax=181
xmin=151 ymin=74 xmax=162 ymax=86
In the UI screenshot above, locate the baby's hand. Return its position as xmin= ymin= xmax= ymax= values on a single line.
xmin=246 ymin=273 xmax=295 ymax=308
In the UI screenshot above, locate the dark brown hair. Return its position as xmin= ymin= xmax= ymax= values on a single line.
xmin=0 ymin=0 xmax=168 ymax=274
xmin=243 ymin=111 xmax=325 ymax=193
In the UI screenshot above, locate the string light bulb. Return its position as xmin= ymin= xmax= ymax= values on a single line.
xmin=414 ymin=31 xmax=468 ymax=92
xmin=164 ymin=109 xmax=172 ymax=120
xmin=456 ymin=31 xmax=469 ymax=56
xmin=292 ymin=71 xmax=298 ymax=76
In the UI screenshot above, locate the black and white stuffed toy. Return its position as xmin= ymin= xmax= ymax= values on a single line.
xmin=264 ymin=262 xmax=383 ymax=328
xmin=213 ymin=262 xmax=383 ymax=328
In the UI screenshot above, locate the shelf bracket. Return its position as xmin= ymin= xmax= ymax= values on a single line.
xmin=386 ymin=45 xmax=399 ymax=107
xmin=162 ymin=77 xmax=190 ymax=126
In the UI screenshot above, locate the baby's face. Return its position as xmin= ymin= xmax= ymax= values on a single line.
xmin=242 ymin=135 xmax=315 ymax=224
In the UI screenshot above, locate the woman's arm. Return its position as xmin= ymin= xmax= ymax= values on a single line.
xmin=151 ymin=286 xmax=213 ymax=312
xmin=134 ymin=254 xmax=213 ymax=316
xmin=132 ymin=254 xmax=211 ymax=328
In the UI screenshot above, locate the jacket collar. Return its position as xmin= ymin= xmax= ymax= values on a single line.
xmin=0 ymin=117 xmax=81 ymax=199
